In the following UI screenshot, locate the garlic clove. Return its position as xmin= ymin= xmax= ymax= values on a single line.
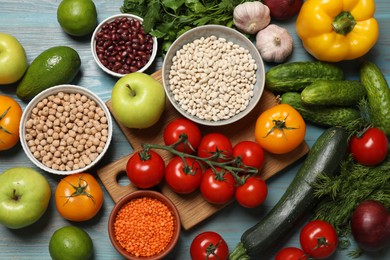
xmin=255 ymin=24 xmax=294 ymax=63
xmin=233 ymin=2 xmax=271 ymax=35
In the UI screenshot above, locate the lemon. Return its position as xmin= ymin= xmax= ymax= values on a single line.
xmin=57 ymin=0 xmax=97 ymax=37
xmin=49 ymin=226 xmax=93 ymax=260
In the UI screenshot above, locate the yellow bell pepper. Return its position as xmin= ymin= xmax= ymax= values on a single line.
xmin=296 ymin=0 xmax=379 ymax=62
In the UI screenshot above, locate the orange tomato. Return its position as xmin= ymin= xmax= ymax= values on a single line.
xmin=254 ymin=104 xmax=306 ymax=154
xmin=0 ymin=95 xmax=22 ymax=151
xmin=55 ymin=173 xmax=104 ymax=221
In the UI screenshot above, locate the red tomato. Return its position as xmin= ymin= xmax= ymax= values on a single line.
xmin=349 ymin=127 xmax=388 ymax=166
xmin=232 ymin=141 xmax=265 ymax=170
xmin=190 ymin=231 xmax=229 ymax=260
xmin=163 ymin=118 xmax=202 ymax=153
xmin=200 ymin=167 xmax=235 ymax=204
xmin=197 ymin=133 xmax=233 ymax=162
xmin=275 ymin=247 xmax=308 ymax=260
xmin=126 ymin=150 xmax=165 ymax=189
xmin=299 ymin=220 xmax=338 ymax=259
xmin=165 ymin=156 xmax=203 ymax=194
xmin=235 ymin=176 xmax=267 ymax=208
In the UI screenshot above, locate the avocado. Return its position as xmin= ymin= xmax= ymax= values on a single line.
xmin=16 ymin=46 xmax=81 ymax=100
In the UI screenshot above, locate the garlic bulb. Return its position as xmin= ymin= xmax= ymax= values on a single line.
xmin=233 ymin=2 xmax=271 ymax=35
xmin=256 ymin=24 xmax=293 ymax=63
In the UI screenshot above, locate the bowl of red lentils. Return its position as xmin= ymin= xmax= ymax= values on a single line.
xmin=19 ymin=84 xmax=113 ymax=175
xmin=162 ymin=24 xmax=265 ymax=126
xmin=91 ymin=13 xmax=158 ymax=77
xmin=108 ymin=190 xmax=181 ymax=260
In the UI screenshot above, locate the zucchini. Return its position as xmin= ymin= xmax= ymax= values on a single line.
xmin=301 ymin=80 xmax=366 ymax=106
xmin=229 ymin=127 xmax=349 ymax=259
xmin=360 ymin=61 xmax=390 ymax=136
xmin=265 ymin=61 xmax=344 ymax=93
xmin=280 ymin=92 xmax=361 ymax=128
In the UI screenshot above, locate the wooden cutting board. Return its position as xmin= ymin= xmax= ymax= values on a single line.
xmin=96 ymin=70 xmax=309 ymax=230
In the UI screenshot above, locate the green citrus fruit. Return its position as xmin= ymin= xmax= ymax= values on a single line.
xmin=49 ymin=226 xmax=93 ymax=260
xmin=57 ymin=0 xmax=97 ymax=37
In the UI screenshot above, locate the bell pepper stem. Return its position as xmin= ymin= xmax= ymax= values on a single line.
xmin=333 ymin=11 xmax=356 ymax=35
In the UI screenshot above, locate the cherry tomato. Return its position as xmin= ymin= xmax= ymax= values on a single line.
xmin=235 ymin=176 xmax=267 ymax=208
xmin=254 ymin=104 xmax=306 ymax=154
xmin=232 ymin=141 xmax=265 ymax=170
xmin=275 ymin=247 xmax=308 ymax=260
xmin=163 ymin=118 xmax=202 ymax=153
xmin=165 ymin=156 xmax=203 ymax=194
xmin=349 ymin=127 xmax=388 ymax=166
xmin=197 ymin=133 xmax=233 ymax=162
xmin=190 ymin=231 xmax=229 ymax=260
xmin=0 ymin=95 xmax=22 ymax=151
xmin=126 ymin=150 xmax=165 ymax=189
xmin=299 ymin=220 xmax=338 ymax=259
xmin=55 ymin=173 xmax=104 ymax=221
xmin=200 ymin=167 xmax=235 ymax=204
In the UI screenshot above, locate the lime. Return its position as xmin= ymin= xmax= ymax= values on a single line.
xmin=49 ymin=226 xmax=93 ymax=260
xmin=57 ymin=0 xmax=97 ymax=37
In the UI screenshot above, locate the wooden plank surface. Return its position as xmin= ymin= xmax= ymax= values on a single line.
xmin=97 ymin=70 xmax=309 ymax=230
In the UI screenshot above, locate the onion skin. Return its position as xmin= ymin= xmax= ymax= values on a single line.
xmin=351 ymin=200 xmax=390 ymax=252
xmin=262 ymin=0 xmax=303 ymax=21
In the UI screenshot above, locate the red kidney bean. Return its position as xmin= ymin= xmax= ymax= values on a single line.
xmin=94 ymin=17 xmax=154 ymax=74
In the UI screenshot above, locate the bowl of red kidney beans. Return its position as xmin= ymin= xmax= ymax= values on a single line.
xmin=91 ymin=14 xmax=158 ymax=77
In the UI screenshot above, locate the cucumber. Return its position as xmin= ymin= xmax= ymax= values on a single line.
xmin=265 ymin=61 xmax=344 ymax=93
xmin=360 ymin=61 xmax=390 ymax=136
xmin=301 ymin=80 xmax=366 ymax=106
xmin=229 ymin=127 xmax=349 ymax=259
xmin=280 ymin=92 xmax=361 ymax=128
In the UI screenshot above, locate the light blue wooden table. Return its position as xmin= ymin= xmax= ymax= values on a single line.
xmin=0 ymin=0 xmax=389 ymax=259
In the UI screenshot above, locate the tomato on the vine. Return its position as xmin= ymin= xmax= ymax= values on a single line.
xmin=235 ymin=176 xmax=267 ymax=208
xmin=165 ymin=156 xmax=203 ymax=194
xmin=163 ymin=118 xmax=202 ymax=153
xmin=197 ymin=133 xmax=233 ymax=162
xmin=349 ymin=127 xmax=388 ymax=166
xmin=254 ymin=104 xmax=306 ymax=154
xmin=232 ymin=140 xmax=265 ymax=170
xmin=275 ymin=247 xmax=307 ymax=260
xmin=299 ymin=220 xmax=338 ymax=259
xmin=200 ymin=167 xmax=235 ymax=204
xmin=126 ymin=150 xmax=165 ymax=189
xmin=55 ymin=173 xmax=104 ymax=221
xmin=190 ymin=231 xmax=229 ymax=260
xmin=0 ymin=95 xmax=22 ymax=151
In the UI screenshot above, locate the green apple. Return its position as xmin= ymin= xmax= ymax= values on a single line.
xmin=0 ymin=167 xmax=51 ymax=229
xmin=0 ymin=32 xmax=28 ymax=85
xmin=111 ymin=72 xmax=166 ymax=129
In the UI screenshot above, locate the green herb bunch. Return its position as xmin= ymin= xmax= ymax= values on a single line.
xmin=121 ymin=0 xmax=251 ymax=54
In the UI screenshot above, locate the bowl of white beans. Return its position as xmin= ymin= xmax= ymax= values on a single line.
xmin=19 ymin=85 xmax=113 ymax=175
xmin=162 ymin=24 xmax=265 ymax=126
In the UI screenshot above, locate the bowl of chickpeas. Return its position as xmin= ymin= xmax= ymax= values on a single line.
xmin=91 ymin=13 xmax=158 ymax=77
xmin=19 ymin=85 xmax=113 ymax=175
xmin=162 ymin=24 xmax=266 ymax=126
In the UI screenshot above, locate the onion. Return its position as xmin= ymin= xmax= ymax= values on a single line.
xmin=262 ymin=0 xmax=303 ymax=21
xmin=350 ymin=200 xmax=390 ymax=251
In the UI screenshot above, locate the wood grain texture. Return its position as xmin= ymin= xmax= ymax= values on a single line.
xmin=97 ymin=70 xmax=309 ymax=230
xmin=0 ymin=0 xmax=389 ymax=259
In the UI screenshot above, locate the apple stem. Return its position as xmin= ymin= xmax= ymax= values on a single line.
xmin=126 ymin=84 xmax=136 ymax=97
xmin=12 ymin=189 xmax=19 ymax=201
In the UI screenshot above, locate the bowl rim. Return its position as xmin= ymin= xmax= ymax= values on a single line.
xmin=91 ymin=13 xmax=158 ymax=78
xmin=108 ymin=190 xmax=181 ymax=260
xmin=19 ymin=84 xmax=113 ymax=175
xmin=162 ymin=24 xmax=265 ymax=127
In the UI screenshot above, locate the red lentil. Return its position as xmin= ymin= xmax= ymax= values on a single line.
xmin=114 ymin=196 xmax=175 ymax=257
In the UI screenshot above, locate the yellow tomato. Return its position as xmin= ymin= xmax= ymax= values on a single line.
xmin=0 ymin=95 xmax=22 ymax=151
xmin=255 ymin=104 xmax=306 ymax=154
xmin=55 ymin=173 xmax=104 ymax=221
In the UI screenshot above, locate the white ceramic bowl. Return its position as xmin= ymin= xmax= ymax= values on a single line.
xmin=162 ymin=24 xmax=265 ymax=127
xmin=91 ymin=13 xmax=158 ymax=77
xmin=19 ymin=85 xmax=113 ymax=175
